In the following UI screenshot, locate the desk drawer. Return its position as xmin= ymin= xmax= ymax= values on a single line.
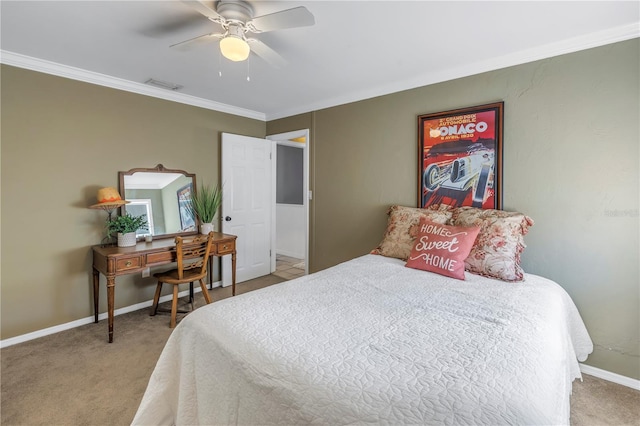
xmin=116 ymin=256 xmax=143 ymax=271
xmin=216 ymin=241 xmax=235 ymax=254
xmin=146 ymin=251 xmax=173 ymax=265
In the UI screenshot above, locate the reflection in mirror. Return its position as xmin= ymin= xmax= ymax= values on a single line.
xmin=119 ymin=165 xmax=198 ymax=240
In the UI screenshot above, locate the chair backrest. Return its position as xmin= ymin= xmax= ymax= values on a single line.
xmin=175 ymin=232 xmax=214 ymax=280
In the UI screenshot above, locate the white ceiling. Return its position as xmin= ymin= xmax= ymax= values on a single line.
xmin=1 ymin=1 xmax=638 ymax=121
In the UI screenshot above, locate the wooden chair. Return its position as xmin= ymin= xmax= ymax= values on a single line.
xmin=150 ymin=232 xmax=214 ymax=328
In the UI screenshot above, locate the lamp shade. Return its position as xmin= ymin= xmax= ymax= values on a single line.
xmin=220 ymin=35 xmax=250 ymax=62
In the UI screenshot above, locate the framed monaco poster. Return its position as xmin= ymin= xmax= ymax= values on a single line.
xmin=418 ymin=102 xmax=504 ymax=210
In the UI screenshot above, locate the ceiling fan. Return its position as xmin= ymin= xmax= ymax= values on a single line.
xmin=172 ymin=0 xmax=315 ymax=68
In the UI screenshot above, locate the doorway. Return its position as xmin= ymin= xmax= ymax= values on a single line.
xmin=267 ymin=129 xmax=310 ymax=277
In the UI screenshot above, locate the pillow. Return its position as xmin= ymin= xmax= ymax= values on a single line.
xmin=371 ymin=204 xmax=455 ymax=260
xmin=405 ymin=218 xmax=480 ymax=280
xmin=450 ymin=206 xmax=535 ymax=282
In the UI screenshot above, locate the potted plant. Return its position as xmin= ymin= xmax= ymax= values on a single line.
xmin=187 ymin=183 xmax=222 ymax=234
xmin=107 ymin=213 xmax=148 ymax=247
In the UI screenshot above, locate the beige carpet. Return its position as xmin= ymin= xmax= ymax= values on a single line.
xmin=2 ymin=274 xmax=639 ymax=425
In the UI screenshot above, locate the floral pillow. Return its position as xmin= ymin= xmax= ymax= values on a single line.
xmin=405 ymin=218 xmax=480 ymax=280
xmin=371 ymin=204 xmax=454 ymax=260
xmin=450 ymin=206 xmax=535 ymax=282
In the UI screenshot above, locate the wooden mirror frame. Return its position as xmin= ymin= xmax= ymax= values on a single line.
xmin=118 ymin=164 xmax=199 ymax=240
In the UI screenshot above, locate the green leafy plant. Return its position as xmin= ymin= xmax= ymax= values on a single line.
xmin=106 ymin=213 xmax=148 ymax=238
xmin=187 ymin=183 xmax=222 ymax=224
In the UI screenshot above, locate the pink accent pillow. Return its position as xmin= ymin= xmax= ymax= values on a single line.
xmin=405 ymin=218 xmax=480 ymax=280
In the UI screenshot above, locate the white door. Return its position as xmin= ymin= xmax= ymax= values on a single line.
xmin=221 ymin=133 xmax=272 ymax=286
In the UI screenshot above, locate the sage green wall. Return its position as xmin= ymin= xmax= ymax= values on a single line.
xmin=268 ymin=39 xmax=639 ymax=379
xmin=0 ymin=64 xmax=265 ymax=339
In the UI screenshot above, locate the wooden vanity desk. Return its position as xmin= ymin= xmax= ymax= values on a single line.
xmin=92 ymin=232 xmax=236 ymax=343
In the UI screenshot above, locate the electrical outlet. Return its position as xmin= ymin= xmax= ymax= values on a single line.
xmin=142 ymin=267 xmax=150 ymax=278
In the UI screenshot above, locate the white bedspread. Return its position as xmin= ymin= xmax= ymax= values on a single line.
xmin=132 ymin=254 xmax=592 ymax=426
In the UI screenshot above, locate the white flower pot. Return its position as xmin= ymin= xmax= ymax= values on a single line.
xmin=200 ymin=223 xmax=214 ymax=235
xmin=117 ymin=232 xmax=137 ymax=247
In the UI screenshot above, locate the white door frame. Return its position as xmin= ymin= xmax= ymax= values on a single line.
xmin=267 ymin=129 xmax=310 ymax=275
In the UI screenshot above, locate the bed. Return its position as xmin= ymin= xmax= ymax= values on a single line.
xmin=132 ymin=253 xmax=592 ymax=425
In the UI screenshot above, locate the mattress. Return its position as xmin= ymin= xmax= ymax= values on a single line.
xmin=132 ymin=254 xmax=593 ymax=425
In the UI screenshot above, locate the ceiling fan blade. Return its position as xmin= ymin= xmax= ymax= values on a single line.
xmin=181 ymin=0 xmax=225 ymax=24
xmin=248 ymin=6 xmax=315 ymax=33
xmin=170 ymin=32 xmax=223 ymax=50
xmin=247 ymin=39 xmax=287 ymax=68
xmin=138 ymin=14 xmax=204 ymax=38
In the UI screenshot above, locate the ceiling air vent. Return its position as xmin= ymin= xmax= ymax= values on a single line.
xmin=144 ymin=78 xmax=183 ymax=91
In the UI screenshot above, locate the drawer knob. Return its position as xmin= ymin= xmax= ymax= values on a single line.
xmin=125 ymin=261 xmax=132 ymax=267
xmin=223 ymin=245 xmax=228 ymax=249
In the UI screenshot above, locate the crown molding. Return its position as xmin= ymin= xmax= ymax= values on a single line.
xmin=0 ymin=50 xmax=266 ymax=121
xmin=266 ymin=22 xmax=640 ymax=120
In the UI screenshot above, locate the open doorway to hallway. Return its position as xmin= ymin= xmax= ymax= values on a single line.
xmin=268 ymin=129 xmax=310 ymax=277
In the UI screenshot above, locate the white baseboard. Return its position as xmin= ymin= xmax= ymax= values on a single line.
xmin=0 ymin=280 xmax=221 ymax=349
xmin=580 ymin=363 xmax=640 ymax=391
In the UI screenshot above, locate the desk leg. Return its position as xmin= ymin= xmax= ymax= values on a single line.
xmin=232 ymin=252 xmax=237 ymax=296
xmin=93 ymin=268 xmax=99 ymax=323
xmin=107 ymin=275 xmax=115 ymax=343
xmin=208 ymin=256 xmax=213 ymax=289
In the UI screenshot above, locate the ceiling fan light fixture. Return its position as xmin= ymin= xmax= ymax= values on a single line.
xmin=219 ymin=25 xmax=250 ymax=62
xmin=220 ymin=35 xmax=250 ymax=61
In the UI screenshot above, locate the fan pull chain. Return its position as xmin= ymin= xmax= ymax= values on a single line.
xmin=246 ymin=55 xmax=251 ymax=82
xmin=218 ymin=49 xmax=222 ymax=77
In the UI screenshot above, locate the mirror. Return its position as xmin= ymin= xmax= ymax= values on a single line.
xmin=118 ymin=164 xmax=198 ymax=240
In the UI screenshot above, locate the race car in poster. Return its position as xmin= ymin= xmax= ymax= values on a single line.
xmin=422 ymin=138 xmax=495 ymax=208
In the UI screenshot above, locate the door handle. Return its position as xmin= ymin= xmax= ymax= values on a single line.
xmin=225 ymin=216 xmax=232 ymax=221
